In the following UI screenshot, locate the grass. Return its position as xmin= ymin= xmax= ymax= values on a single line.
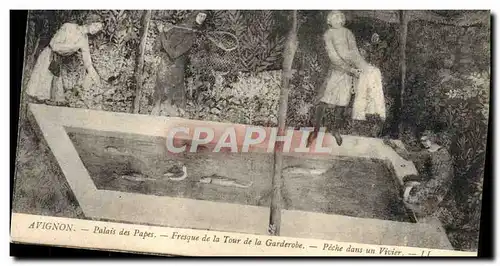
xmin=12 ymin=118 xmax=84 ymax=219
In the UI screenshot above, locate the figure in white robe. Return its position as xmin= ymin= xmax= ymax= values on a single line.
xmin=308 ymin=11 xmax=386 ymax=147
xmin=26 ymin=20 xmax=103 ymax=105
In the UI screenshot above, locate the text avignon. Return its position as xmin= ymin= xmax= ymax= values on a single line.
xmin=28 ymin=221 xmax=75 ymax=232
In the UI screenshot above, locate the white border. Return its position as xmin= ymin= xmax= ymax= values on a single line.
xmin=2 ymin=2 xmax=497 ymax=264
xmin=4 ymin=0 xmax=497 ymax=10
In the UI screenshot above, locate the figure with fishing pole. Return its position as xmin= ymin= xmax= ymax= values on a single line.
xmin=151 ymin=12 xmax=206 ymax=116
xmin=384 ymin=130 xmax=454 ymax=220
xmin=151 ymin=11 xmax=238 ymax=116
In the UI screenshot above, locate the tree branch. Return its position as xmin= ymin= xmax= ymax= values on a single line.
xmin=132 ymin=10 xmax=152 ymax=114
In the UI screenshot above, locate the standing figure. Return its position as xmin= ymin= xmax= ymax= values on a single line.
xmin=384 ymin=131 xmax=454 ymax=219
xmin=151 ymin=12 xmax=207 ymax=116
xmin=308 ymin=11 xmax=369 ymax=147
xmin=26 ymin=19 xmax=103 ymax=105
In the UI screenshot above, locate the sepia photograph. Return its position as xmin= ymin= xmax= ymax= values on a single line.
xmin=10 ymin=9 xmax=491 ymax=256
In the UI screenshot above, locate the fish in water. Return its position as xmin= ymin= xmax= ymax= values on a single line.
xmin=105 ymin=146 xmax=187 ymax=182
xmin=118 ymin=165 xmax=187 ymax=182
xmin=164 ymin=165 xmax=187 ymax=181
xmin=120 ymin=173 xmax=157 ymax=182
xmin=199 ymin=174 xmax=253 ymax=188
xmin=105 ymin=146 xmax=129 ymax=155
xmin=282 ymin=165 xmax=328 ymax=176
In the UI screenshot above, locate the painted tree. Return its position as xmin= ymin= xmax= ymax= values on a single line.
xmin=132 ymin=10 xmax=152 ymax=114
xmin=269 ymin=10 xmax=298 ymax=236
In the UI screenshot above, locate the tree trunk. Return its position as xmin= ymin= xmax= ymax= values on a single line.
xmin=269 ymin=10 xmax=298 ymax=236
xmin=132 ymin=10 xmax=152 ymax=114
xmin=397 ymin=10 xmax=408 ymax=137
xmin=389 ymin=10 xmax=408 ymax=137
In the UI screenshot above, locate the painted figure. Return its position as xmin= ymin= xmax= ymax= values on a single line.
xmin=308 ymin=11 xmax=366 ymax=147
xmin=151 ymin=12 xmax=207 ymax=116
xmin=26 ymin=18 xmax=103 ymax=105
xmin=384 ymin=131 xmax=453 ymax=218
xmin=308 ymin=10 xmax=386 ymax=147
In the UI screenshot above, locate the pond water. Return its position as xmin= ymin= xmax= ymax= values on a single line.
xmin=282 ymin=157 xmax=411 ymax=223
xmin=67 ymin=128 xmax=410 ymax=223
